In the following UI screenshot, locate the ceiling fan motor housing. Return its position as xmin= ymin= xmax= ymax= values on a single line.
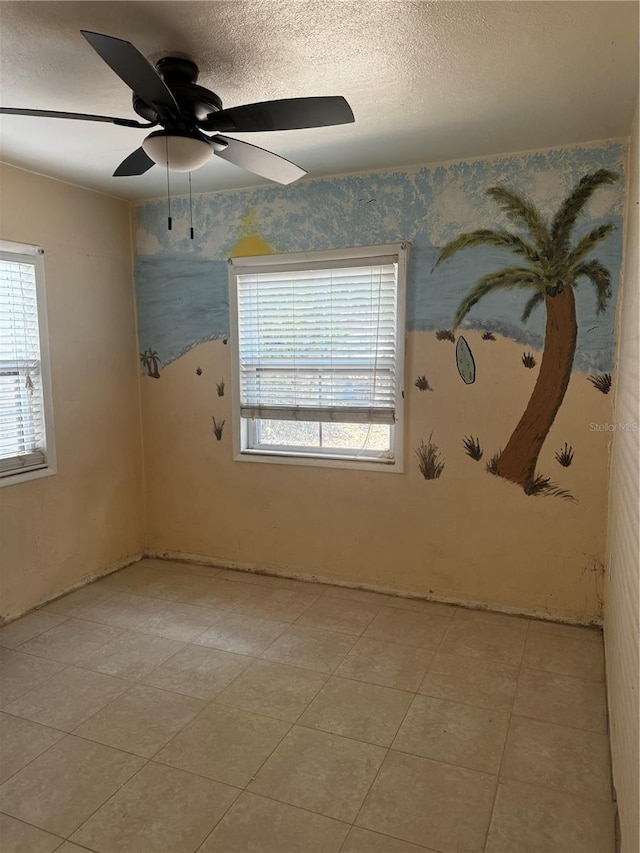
xmin=132 ymin=56 xmax=223 ymax=127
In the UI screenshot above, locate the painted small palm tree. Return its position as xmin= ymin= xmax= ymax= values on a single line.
xmin=435 ymin=169 xmax=618 ymax=490
xmin=140 ymin=348 xmax=161 ymax=379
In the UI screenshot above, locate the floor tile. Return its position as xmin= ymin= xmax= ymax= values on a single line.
xmin=136 ymin=601 xmax=224 ymax=642
xmin=15 ymin=618 xmax=123 ymax=666
xmin=322 ymin=586 xmax=393 ymax=607
xmin=143 ymin=644 xmax=251 ymax=700
xmin=155 ymin=703 xmax=290 ymax=786
xmin=74 ymin=593 xmax=168 ymax=630
xmin=177 ymin=577 xmax=253 ymax=611
xmin=81 ymin=630 xmax=184 ymax=680
xmin=385 ymin=597 xmax=457 ymax=618
xmin=249 ymin=726 xmax=385 ymax=822
xmin=522 ymin=632 xmax=604 ymax=681
xmin=250 ymin=574 xmax=329 ymax=595
xmin=262 ymin=626 xmax=356 ymax=673
xmin=485 ymin=778 xmax=615 ymax=853
xmin=418 ymin=652 xmax=518 ymax=711
xmin=528 ymin=619 xmax=603 ymax=644
xmin=0 ymin=813 xmax=62 ymax=853
xmin=0 ymin=611 xmax=68 ymax=649
xmin=342 ymin=826 xmax=437 ymax=852
xmin=215 ymin=659 xmax=327 ymax=721
xmin=299 ymin=676 xmax=412 ymax=746
xmin=73 ymin=683 xmax=204 ymax=758
xmin=4 ymin=666 xmax=129 ymax=731
xmin=215 ymin=568 xmax=264 ymax=585
xmin=0 ymin=712 xmax=64 ymax=783
xmin=356 ymin=750 xmax=497 ymax=852
xmin=336 ymin=637 xmax=434 ymax=691
xmin=501 ymin=715 xmax=612 ymax=801
xmin=235 ymin=588 xmax=319 ymax=622
xmin=438 ymin=619 xmax=527 ymax=665
xmin=363 ymin=609 xmax=450 ymax=649
xmin=514 ymin=667 xmax=607 ymax=732
xmin=0 ymin=649 xmax=66 ymax=708
xmin=453 ymin=608 xmax=530 ymax=630
xmin=393 ymin=694 xmax=509 ymax=773
xmin=91 ymin=568 xmax=139 ymax=592
xmin=296 ymin=598 xmax=381 ymax=636
xmin=198 ymin=791 xmax=349 ymax=853
xmin=42 ymin=585 xmax=117 ymax=617
xmin=126 ymin=568 xmax=193 ymax=601
xmin=71 ymin=762 xmax=239 ymax=853
xmin=194 ymin=612 xmax=288 ymax=655
xmin=148 ymin=559 xmax=222 ymax=579
xmin=0 ymin=735 xmax=143 ymax=837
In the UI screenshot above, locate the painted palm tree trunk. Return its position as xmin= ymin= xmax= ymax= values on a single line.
xmin=495 ymin=287 xmax=577 ymax=488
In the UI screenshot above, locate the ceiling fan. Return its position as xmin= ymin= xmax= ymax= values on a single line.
xmin=0 ymin=30 xmax=355 ymax=185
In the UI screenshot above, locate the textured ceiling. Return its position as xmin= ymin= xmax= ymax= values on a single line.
xmin=0 ymin=1 xmax=638 ymax=201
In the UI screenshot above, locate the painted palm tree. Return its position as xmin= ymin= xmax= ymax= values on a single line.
xmin=140 ymin=348 xmax=161 ymax=379
xmin=435 ymin=169 xmax=618 ymax=491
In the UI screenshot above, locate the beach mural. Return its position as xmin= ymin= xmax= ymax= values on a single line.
xmin=133 ymin=141 xmax=626 ymax=621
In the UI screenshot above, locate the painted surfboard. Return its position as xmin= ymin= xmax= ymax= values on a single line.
xmin=456 ymin=335 xmax=476 ymax=384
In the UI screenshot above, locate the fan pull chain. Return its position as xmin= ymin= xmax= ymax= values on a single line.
xmin=165 ymin=135 xmax=172 ymax=231
xmin=189 ymin=172 xmax=194 ymax=240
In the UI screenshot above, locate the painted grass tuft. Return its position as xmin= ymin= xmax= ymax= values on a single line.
xmin=525 ymin=474 xmax=576 ymax=502
xmin=521 ymin=351 xmax=537 ymax=369
xmin=416 ymin=435 xmax=445 ymax=479
xmin=482 ymin=331 xmax=496 ymax=341
xmin=555 ymin=443 xmax=574 ymax=467
xmin=212 ymin=416 xmax=225 ymax=440
xmin=216 ymin=378 xmax=225 ymax=397
xmin=588 ymin=372 xmax=612 ymax=394
xmin=415 ymin=375 xmax=432 ymax=391
xmin=463 ymin=435 xmax=483 ymax=461
xmin=485 ymin=451 xmax=501 ymax=475
xmin=435 ymin=329 xmax=456 ymax=342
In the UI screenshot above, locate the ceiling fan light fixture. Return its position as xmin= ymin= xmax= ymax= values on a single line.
xmin=142 ymin=131 xmax=212 ymax=172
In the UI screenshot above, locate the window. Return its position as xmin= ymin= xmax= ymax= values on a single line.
xmin=0 ymin=240 xmax=55 ymax=484
xmin=229 ymin=243 xmax=408 ymax=471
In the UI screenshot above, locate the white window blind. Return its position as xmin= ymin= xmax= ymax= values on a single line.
xmin=235 ymin=255 xmax=399 ymax=426
xmin=0 ymin=249 xmax=47 ymax=477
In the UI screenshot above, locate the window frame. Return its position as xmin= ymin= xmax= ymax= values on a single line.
xmin=229 ymin=243 xmax=408 ymax=473
xmin=0 ymin=239 xmax=56 ymax=487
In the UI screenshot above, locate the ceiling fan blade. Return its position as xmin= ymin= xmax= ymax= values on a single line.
xmin=0 ymin=106 xmax=152 ymax=128
xmin=113 ymin=147 xmax=155 ymax=177
xmin=200 ymin=96 xmax=354 ymax=133
xmin=81 ymin=30 xmax=179 ymax=118
xmin=213 ymin=136 xmax=306 ymax=184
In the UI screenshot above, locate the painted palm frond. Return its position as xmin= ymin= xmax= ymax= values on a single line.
xmin=564 ymin=223 xmax=615 ymax=271
xmin=435 ymin=229 xmax=540 ymax=267
xmin=485 ymin=187 xmax=549 ymax=249
xmin=521 ymin=291 xmax=545 ymax=323
xmin=453 ymin=267 xmax=542 ymax=328
xmin=550 ymin=169 xmax=617 ymax=253
xmin=574 ymin=259 xmax=612 ymax=314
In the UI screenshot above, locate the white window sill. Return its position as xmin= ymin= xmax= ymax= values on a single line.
xmin=234 ymin=448 xmax=402 ymax=473
xmin=0 ymin=465 xmax=56 ymax=488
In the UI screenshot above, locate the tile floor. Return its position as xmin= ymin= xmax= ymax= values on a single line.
xmin=0 ymin=558 xmax=614 ymax=853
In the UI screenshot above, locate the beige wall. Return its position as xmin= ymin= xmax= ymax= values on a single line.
xmin=605 ymin=109 xmax=640 ymax=853
xmin=0 ymin=164 xmax=144 ymax=620
xmin=142 ymin=333 xmax=613 ymax=624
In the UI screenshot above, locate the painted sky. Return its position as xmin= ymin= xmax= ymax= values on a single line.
xmin=135 ymin=142 xmax=626 ymax=371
